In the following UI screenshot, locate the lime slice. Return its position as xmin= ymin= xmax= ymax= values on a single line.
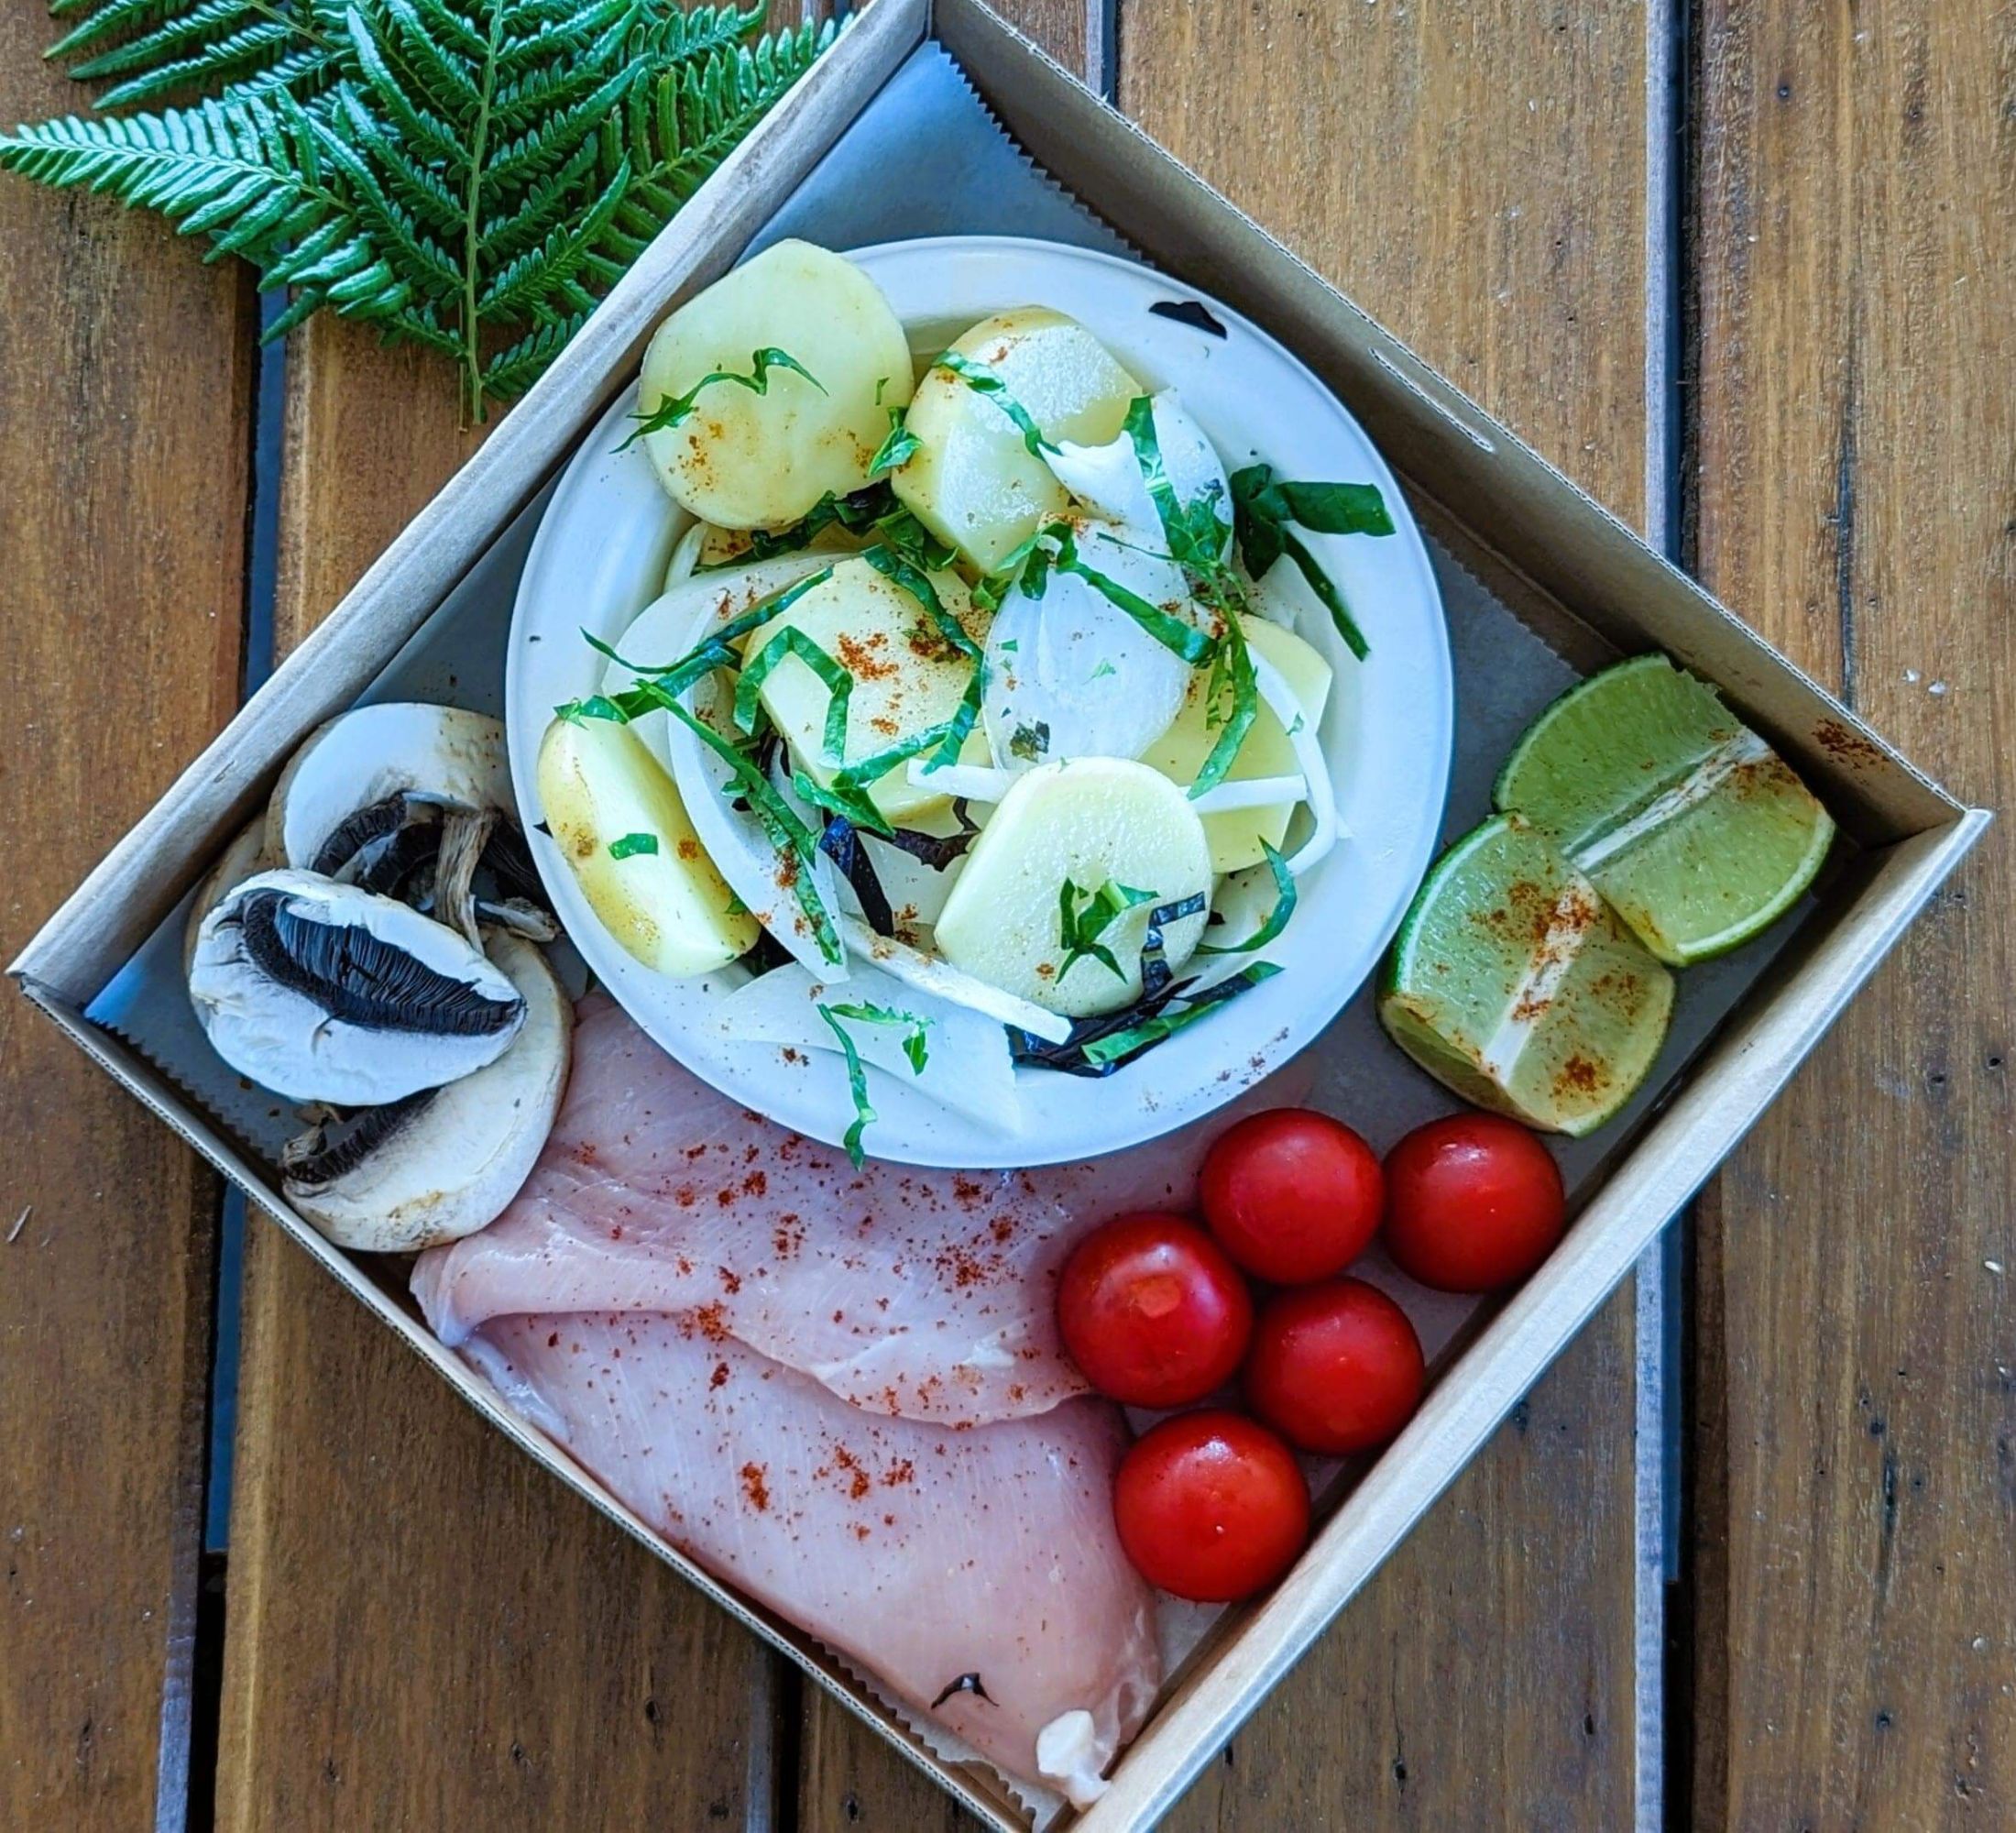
xmin=1494 ymin=654 xmax=1834 ymax=965
xmin=1379 ymin=815 xmax=1676 ymax=1136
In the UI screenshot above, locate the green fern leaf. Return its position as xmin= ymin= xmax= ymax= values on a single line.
xmin=9 ymin=0 xmax=837 ymax=415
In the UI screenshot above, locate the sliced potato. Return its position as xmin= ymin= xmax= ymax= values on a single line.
xmin=640 ymin=240 xmax=914 ymax=529
xmin=893 ymin=308 xmax=1141 ymax=573
xmin=537 ymin=714 xmax=757 ymax=976
xmin=933 ymin=757 xmax=1212 ymax=1018
xmin=743 ymin=555 xmax=987 ymax=824
xmin=1141 ymin=615 xmax=1333 ymax=873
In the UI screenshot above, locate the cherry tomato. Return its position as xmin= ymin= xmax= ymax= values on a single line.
xmin=1382 ymin=1114 xmax=1565 ymax=1292
xmin=1244 ymin=1279 xmax=1425 ymax=1455
xmin=1112 ymin=1410 xmax=1310 ymax=1601
xmin=1198 ymin=1108 xmax=1384 ymax=1285
xmin=1057 ymin=1213 xmax=1254 ymax=1407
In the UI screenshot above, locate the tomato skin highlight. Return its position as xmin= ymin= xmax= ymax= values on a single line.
xmin=1112 ymin=1410 xmax=1311 ymax=1602
xmin=1057 ymin=1213 xmax=1254 ymax=1408
xmin=1244 ymin=1279 xmax=1425 ymax=1455
xmin=1197 ymin=1108 xmax=1385 ymax=1285
xmin=1382 ymin=1114 xmax=1566 ymax=1292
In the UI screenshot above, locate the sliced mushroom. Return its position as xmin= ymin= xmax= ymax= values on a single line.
xmin=181 ymin=817 xmax=278 ymax=981
xmin=187 ymin=869 xmax=525 ymax=1104
xmin=267 ymin=704 xmax=515 ymax=879
xmin=281 ymin=930 xmax=571 ymax=1252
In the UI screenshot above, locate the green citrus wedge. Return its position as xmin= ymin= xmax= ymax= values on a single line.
xmin=1493 ymin=654 xmax=1835 ymax=965
xmin=1379 ymin=814 xmax=1676 ymax=1136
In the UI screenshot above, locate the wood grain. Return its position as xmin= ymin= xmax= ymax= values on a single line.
xmin=210 ymin=4 xmax=849 ymax=1807
xmin=0 ymin=5 xmax=255 ymax=1827
xmin=1689 ymin=3 xmax=2016 ymax=1824
xmin=1114 ymin=3 xmax=1652 ymax=1827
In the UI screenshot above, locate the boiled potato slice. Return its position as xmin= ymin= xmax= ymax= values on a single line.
xmin=1142 ymin=615 xmax=1333 ymax=873
xmin=537 ymin=715 xmax=757 ymax=976
xmin=640 ymin=240 xmax=914 ymax=529
xmin=893 ymin=309 xmax=1141 ymax=573
xmin=934 ymin=758 xmax=1212 ymax=1019
xmin=743 ymin=555 xmax=987 ymax=825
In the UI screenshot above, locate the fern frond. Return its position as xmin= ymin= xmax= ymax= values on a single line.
xmin=12 ymin=0 xmax=837 ymax=415
xmin=47 ymin=0 xmax=340 ymax=109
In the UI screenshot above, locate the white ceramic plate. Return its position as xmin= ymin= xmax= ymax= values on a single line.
xmin=508 ymin=236 xmax=1452 ymax=1168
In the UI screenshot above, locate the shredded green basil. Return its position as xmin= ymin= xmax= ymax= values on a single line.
xmin=1080 ymin=962 xmax=1284 ymax=1068
xmin=1050 ymin=523 xmax=1214 ymax=666
xmin=816 ymin=1004 xmax=877 ymax=1167
xmin=866 ymin=406 xmax=921 ymax=480
xmin=932 ymin=349 xmax=1057 ymax=457
xmin=607 ymin=831 xmax=659 ymax=861
xmin=1197 ymin=841 xmax=1296 ymax=953
xmin=735 ymin=624 xmax=853 ymax=763
xmin=1057 ymin=877 xmax=1159 ymax=985
xmin=823 ymin=1001 xmax=930 ymax=1074
xmin=619 ymin=347 xmax=825 ymax=451
xmin=1229 ymin=464 xmax=1393 ymax=661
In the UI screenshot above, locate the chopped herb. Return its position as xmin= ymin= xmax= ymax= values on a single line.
xmin=931 ymin=348 xmax=1057 ymax=457
xmin=1090 ymin=659 xmax=1116 ymax=682
xmin=1196 ymin=841 xmax=1296 ymax=953
xmin=1050 ymin=523 xmax=1214 ymax=666
xmin=664 ymin=700 xmax=842 ymax=967
xmin=553 ymin=692 xmax=641 ymax=725
xmin=857 ymin=542 xmax=985 ymax=770
xmin=619 ymin=348 xmax=825 ymax=451
xmin=873 ymin=377 xmax=892 ymax=406
xmin=608 ymin=831 xmax=659 ymax=861
xmin=1057 ymin=877 xmax=1159 ymax=985
xmin=1189 ymin=615 xmax=1259 ymax=798
xmin=970 ymin=527 xmax=1049 ymax=611
xmin=724 ymin=889 xmax=750 ymax=917
xmin=816 ymin=1004 xmax=878 ymax=1168
xmin=793 ymin=769 xmax=893 ymax=841
xmin=1007 ymin=720 xmax=1050 ymax=763
xmin=868 ymin=502 xmax=959 ymax=572
xmin=1079 ymin=962 xmax=1284 ymax=1067
xmin=701 ymin=489 xmax=888 ymax=570
xmin=998 ymin=638 xmax=1020 ymax=653
xmin=583 ymin=567 xmax=836 ymax=706
xmin=736 ymin=625 xmax=854 ymax=763
xmin=866 ymin=406 xmax=922 ymax=479
xmin=1229 ymin=464 xmax=1393 ymax=661
xmin=823 ymin=1001 xmax=931 ymax=1074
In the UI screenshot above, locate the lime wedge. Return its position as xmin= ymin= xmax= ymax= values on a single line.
xmin=1379 ymin=815 xmax=1676 ymax=1136
xmin=1494 ymin=654 xmax=1834 ymax=965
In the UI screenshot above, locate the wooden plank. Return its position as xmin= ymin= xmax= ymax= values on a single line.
xmin=210 ymin=0 xmax=843 ymax=1796
xmin=1111 ymin=4 xmax=1650 ymax=1828
xmin=1689 ymin=5 xmax=2016 ymax=1824
xmin=0 ymin=5 xmax=255 ymax=1826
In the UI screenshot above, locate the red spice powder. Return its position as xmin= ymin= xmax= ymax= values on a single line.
xmin=709 ymin=1361 xmax=730 ymax=1390
xmin=740 ymin=1463 xmax=771 ymax=1512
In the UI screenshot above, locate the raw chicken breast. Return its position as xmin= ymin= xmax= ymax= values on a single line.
xmin=466 ymin=1312 xmax=1160 ymax=1805
xmin=415 ymin=995 xmax=1309 ymax=1427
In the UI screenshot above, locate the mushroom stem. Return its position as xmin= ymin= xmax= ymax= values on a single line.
xmin=434 ymin=808 xmax=495 ymax=948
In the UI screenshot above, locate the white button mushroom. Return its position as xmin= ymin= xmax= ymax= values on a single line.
xmin=280 ymin=930 xmax=571 ymax=1252
xmin=187 ymin=869 xmax=525 ymax=1104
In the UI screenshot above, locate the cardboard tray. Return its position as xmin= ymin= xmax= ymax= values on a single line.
xmin=11 ymin=2 xmax=1989 ymax=1826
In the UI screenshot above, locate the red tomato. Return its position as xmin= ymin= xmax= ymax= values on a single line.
xmin=1198 ymin=1108 xmax=1384 ymax=1285
xmin=1244 ymin=1279 xmax=1425 ymax=1455
xmin=1057 ymin=1213 xmax=1254 ymax=1408
xmin=1112 ymin=1410 xmax=1310 ymax=1601
xmin=1382 ymin=1114 xmax=1565 ymax=1292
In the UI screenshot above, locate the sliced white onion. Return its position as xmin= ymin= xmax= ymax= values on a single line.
xmin=904 ymin=760 xmax=1016 ymax=803
xmin=715 ymin=960 xmax=1021 ymax=1131
xmin=981 ymin=520 xmax=1198 ymax=770
xmin=1251 ymin=647 xmax=1341 ymax=875
xmin=638 ymin=572 xmax=850 ymax=980
xmin=839 ymin=915 xmax=1071 ymax=1045
xmin=1046 ymin=390 xmax=1232 ymax=556
xmin=662 ymin=521 xmax=707 ymax=589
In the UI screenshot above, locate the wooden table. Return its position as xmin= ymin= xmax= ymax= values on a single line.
xmin=4 ymin=0 xmax=2009 ymax=1825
